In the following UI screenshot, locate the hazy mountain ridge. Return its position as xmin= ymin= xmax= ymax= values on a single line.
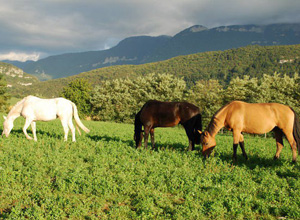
xmin=4 ymin=23 xmax=300 ymax=80
xmin=11 ymin=36 xmax=170 ymax=80
xmin=147 ymin=23 xmax=300 ymax=62
xmin=6 ymin=44 xmax=299 ymax=98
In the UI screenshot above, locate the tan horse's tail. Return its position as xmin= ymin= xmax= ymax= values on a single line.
xmin=292 ymin=110 xmax=300 ymax=154
xmin=71 ymin=102 xmax=90 ymax=134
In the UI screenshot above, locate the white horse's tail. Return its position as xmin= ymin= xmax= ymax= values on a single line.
xmin=71 ymin=102 xmax=90 ymax=134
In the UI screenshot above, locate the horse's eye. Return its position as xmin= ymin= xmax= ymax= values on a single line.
xmin=205 ymin=143 xmax=208 ymax=146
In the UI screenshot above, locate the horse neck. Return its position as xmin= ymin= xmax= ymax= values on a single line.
xmin=207 ymin=106 xmax=228 ymax=137
xmin=7 ymin=112 xmax=20 ymax=122
xmin=7 ymin=100 xmax=23 ymax=121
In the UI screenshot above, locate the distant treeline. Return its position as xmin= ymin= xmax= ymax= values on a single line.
xmin=10 ymin=44 xmax=300 ymax=98
xmin=61 ymin=73 xmax=300 ymax=126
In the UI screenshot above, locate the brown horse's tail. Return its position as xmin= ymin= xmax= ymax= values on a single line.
xmin=134 ymin=110 xmax=143 ymax=148
xmin=194 ymin=113 xmax=203 ymax=145
xmin=292 ymin=110 xmax=300 ymax=154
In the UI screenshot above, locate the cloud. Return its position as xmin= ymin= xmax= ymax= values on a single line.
xmin=0 ymin=52 xmax=41 ymax=62
xmin=0 ymin=0 xmax=300 ymax=61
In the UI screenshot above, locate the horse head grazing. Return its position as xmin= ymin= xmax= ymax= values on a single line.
xmin=2 ymin=115 xmax=13 ymax=138
xmin=199 ymin=130 xmax=216 ymax=157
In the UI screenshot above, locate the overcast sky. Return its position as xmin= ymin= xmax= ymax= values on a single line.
xmin=1 ymin=0 xmax=300 ymax=61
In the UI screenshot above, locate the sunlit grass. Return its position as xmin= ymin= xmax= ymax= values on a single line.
xmin=0 ymin=118 xmax=299 ymax=219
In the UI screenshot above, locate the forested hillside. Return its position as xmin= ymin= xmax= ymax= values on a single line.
xmin=0 ymin=62 xmax=39 ymax=97
xmin=10 ymin=44 xmax=300 ymax=98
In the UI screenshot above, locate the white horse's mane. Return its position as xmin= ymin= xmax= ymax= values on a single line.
xmin=7 ymin=97 xmax=26 ymax=116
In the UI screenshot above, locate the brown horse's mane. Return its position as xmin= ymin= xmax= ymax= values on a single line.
xmin=207 ymin=101 xmax=232 ymax=135
xmin=207 ymin=117 xmax=218 ymax=135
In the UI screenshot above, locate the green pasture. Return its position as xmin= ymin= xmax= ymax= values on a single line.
xmin=0 ymin=117 xmax=299 ymax=219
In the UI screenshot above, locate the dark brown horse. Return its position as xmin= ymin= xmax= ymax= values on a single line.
xmin=199 ymin=101 xmax=300 ymax=162
xmin=134 ymin=100 xmax=202 ymax=150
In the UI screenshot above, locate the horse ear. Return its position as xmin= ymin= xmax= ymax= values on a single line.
xmin=3 ymin=115 xmax=6 ymax=120
xmin=198 ymin=130 xmax=202 ymax=134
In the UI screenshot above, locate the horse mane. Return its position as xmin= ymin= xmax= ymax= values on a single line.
xmin=7 ymin=97 xmax=26 ymax=116
xmin=134 ymin=109 xmax=143 ymax=146
xmin=207 ymin=117 xmax=218 ymax=135
xmin=207 ymin=102 xmax=232 ymax=135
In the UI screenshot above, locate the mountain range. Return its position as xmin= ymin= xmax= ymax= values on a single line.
xmin=5 ymin=44 xmax=299 ymax=98
xmin=4 ymin=23 xmax=300 ymax=80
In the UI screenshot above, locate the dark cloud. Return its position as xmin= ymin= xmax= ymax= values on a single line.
xmin=0 ymin=0 xmax=300 ymax=61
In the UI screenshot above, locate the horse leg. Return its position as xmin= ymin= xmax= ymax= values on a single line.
xmin=60 ymin=119 xmax=69 ymax=141
xmin=233 ymin=144 xmax=238 ymax=161
xmin=283 ymin=130 xmax=297 ymax=163
xmin=139 ymin=131 xmax=143 ymax=148
xmin=232 ymin=130 xmax=241 ymax=161
xmin=68 ymin=118 xmax=76 ymax=142
xmin=273 ymin=127 xmax=284 ymax=160
xmin=31 ymin=121 xmax=37 ymax=141
xmin=239 ymin=134 xmax=248 ymax=160
xmin=23 ymin=118 xmax=33 ymax=140
xmin=144 ymin=126 xmax=150 ymax=149
xmin=183 ymin=125 xmax=195 ymax=151
xmin=150 ymin=128 xmax=155 ymax=150
xmin=135 ymin=131 xmax=143 ymax=148
xmin=188 ymin=135 xmax=195 ymax=151
xmin=188 ymin=140 xmax=195 ymax=151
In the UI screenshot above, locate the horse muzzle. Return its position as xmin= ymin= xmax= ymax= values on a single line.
xmin=202 ymin=146 xmax=215 ymax=158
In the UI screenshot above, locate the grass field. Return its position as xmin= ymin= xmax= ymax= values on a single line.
xmin=0 ymin=117 xmax=299 ymax=219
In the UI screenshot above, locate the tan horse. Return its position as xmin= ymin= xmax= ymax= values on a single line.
xmin=199 ymin=101 xmax=300 ymax=162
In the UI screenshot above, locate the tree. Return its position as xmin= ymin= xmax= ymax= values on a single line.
xmin=91 ymin=73 xmax=187 ymax=122
xmin=256 ymin=73 xmax=300 ymax=114
xmin=224 ymin=76 xmax=259 ymax=103
xmin=187 ymin=79 xmax=224 ymax=126
xmin=61 ymin=79 xmax=92 ymax=117
xmin=0 ymin=74 xmax=9 ymax=112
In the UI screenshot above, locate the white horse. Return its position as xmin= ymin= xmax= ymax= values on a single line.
xmin=2 ymin=96 xmax=90 ymax=142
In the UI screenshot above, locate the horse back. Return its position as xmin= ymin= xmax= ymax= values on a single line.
xmin=140 ymin=100 xmax=200 ymax=128
xmin=140 ymin=101 xmax=178 ymax=127
xmin=225 ymin=101 xmax=294 ymax=133
xmin=21 ymin=96 xmax=72 ymax=121
xmin=178 ymin=102 xmax=200 ymax=122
